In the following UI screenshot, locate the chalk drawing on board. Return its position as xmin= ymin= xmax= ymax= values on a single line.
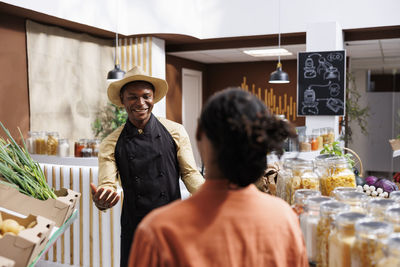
xmin=301 ymin=88 xmax=319 ymax=115
xmin=329 ymin=83 xmax=340 ymax=97
xmin=304 ymin=57 xmax=316 ymax=78
xmin=326 ymin=98 xmax=344 ymax=113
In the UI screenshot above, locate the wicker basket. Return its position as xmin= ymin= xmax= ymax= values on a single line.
xmin=389 ymin=139 xmax=400 ymax=151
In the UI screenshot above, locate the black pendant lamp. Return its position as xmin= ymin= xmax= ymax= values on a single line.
xmin=269 ymin=0 xmax=289 ymax=84
xmin=107 ymin=3 xmax=125 ymax=81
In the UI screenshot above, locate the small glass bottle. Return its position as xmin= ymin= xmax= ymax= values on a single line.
xmin=328 ymin=212 xmax=368 ymax=267
xmin=317 ymin=201 xmax=350 ymax=267
xmin=335 ymin=191 xmax=368 ymax=213
xmin=292 ymin=189 xmax=321 ymax=217
xmin=318 ymin=156 xmax=356 ymax=196
xmin=376 ymin=234 xmax=400 ymax=267
xmin=35 ymin=131 xmax=47 ymax=155
xmin=46 ymin=132 xmax=59 ymax=155
xmin=299 ymin=196 xmax=332 ymax=264
xmin=57 ymin=139 xmax=70 ymax=157
xmin=351 ymin=220 xmax=393 ymax=267
xmin=366 ymin=198 xmax=397 ymax=221
xmin=384 ymin=207 xmax=400 ymax=233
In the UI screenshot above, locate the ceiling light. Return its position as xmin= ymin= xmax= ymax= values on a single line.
xmin=243 ymin=48 xmax=292 ymax=57
xmin=107 ymin=0 xmax=125 ymax=81
xmin=269 ymin=0 xmax=290 ymax=84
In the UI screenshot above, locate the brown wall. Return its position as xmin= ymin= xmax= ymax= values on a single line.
xmin=166 ymin=57 xmax=305 ymax=126
xmin=166 ymin=55 xmax=207 ymax=123
xmin=0 ymin=13 xmax=29 ymax=139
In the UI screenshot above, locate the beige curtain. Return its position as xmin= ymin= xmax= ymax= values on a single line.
xmin=26 ymin=20 xmax=113 ymax=147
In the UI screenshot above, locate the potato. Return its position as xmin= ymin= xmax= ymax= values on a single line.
xmin=1 ymin=219 xmax=22 ymax=235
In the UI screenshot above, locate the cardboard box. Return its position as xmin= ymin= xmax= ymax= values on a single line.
xmin=0 ymin=211 xmax=54 ymax=267
xmin=0 ymin=256 xmax=15 ymax=267
xmin=0 ymin=184 xmax=80 ymax=227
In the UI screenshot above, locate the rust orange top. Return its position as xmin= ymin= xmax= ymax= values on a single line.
xmin=129 ymin=179 xmax=308 ymax=267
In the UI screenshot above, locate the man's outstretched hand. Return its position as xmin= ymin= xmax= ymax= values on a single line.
xmin=90 ymin=183 xmax=120 ymax=210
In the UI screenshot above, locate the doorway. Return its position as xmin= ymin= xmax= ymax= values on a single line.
xmin=182 ymin=68 xmax=202 ymax=168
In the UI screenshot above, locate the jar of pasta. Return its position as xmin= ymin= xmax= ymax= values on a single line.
xmin=319 ymin=156 xmax=356 ymax=196
xmin=46 ymin=132 xmax=59 ymax=155
xmin=317 ymin=201 xmax=350 ymax=267
xmin=376 ymin=234 xmax=400 ymax=267
xmin=385 ymin=207 xmax=400 ymax=232
xmin=292 ymin=189 xmax=321 ymax=217
xmin=35 ymin=131 xmax=47 ymax=155
xmin=351 ymin=220 xmax=393 ymax=267
xmin=328 ymin=212 xmax=368 ymax=267
xmin=327 ymin=127 xmax=335 ymax=144
xmin=300 ymin=196 xmax=332 ymax=264
xmin=366 ymin=198 xmax=397 ymax=221
xmin=335 ymin=191 xmax=368 ymax=213
xmin=288 ymin=158 xmax=319 ymax=204
xmin=321 ymin=127 xmax=329 ymax=145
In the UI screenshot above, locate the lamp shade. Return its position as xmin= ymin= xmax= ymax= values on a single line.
xmin=107 ymin=64 xmax=125 ymax=81
xmin=269 ymin=63 xmax=289 ymax=84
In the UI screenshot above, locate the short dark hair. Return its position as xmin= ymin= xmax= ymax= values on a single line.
xmin=197 ymin=88 xmax=297 ymax=187
xmin=119 ymin=80 xmax=155 ymax=102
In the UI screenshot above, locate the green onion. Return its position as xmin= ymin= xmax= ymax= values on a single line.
xmin=0 ymin=122 xmax=57 ymax=200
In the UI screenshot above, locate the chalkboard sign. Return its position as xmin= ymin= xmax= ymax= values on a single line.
xmin=297 ymin=50 xmax=346 ymax=116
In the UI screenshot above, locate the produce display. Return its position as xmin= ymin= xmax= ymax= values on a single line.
xmin=0 ymin=213 xmax=37 ymax=238
xmin=0 ymin=122 xmax=56 ymax=200
xmin=356 ymin=176 xmax=399 ymax=198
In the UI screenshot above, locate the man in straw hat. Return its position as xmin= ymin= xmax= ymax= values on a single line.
xmin=90 ymin=66 xmax=204 ymax=266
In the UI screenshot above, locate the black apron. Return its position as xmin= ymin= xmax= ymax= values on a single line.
xmin=115 ymin=115 xmax=181 ymax=267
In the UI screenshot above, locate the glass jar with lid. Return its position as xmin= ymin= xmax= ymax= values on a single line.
xmin=385 ymin=207 xmax=400 ymax=233
xmin=74 ymin=139 xmax=87 ymax=157
xmin=88 ymin=139 xmax=100 ymax=157
xmin=335 ymin=191 xmax=368 ymax=213
xmin=312 ymin=128 xmax=324 ymax=150
xmin=26 ymin=131 xmax=37 ymax=154
xmin=351 ymin=220 xmax=393 ymax=267
xmin=292 ymin=189 xmax=321 ymax=217
xmin=366 ymin=198 xmax=397 ymax=221
xmin=57 ymin=139 xmax=70 ymax=157
xmin=390 ymin=191 xmax=400 ymax=203
xmin=331 ymin=186 xmax=357 ymax=199
xmin=326 ymin=127 xmax=335 ymax=144
xmin=299 ymin=196 xmax=332 ymax=264
xmin=317 ymin=201 xmax=350 ymax=267
xmin=287 ymin=158 xmax=319 ymax=204
xmin=318 ymin=156 xmax=356 ymax=196
xmin=328 ymin=212 xmax=368 ymax=267
xmin=276 ymin=158 xmax=293 ymax=202
xmin=81 ymin=140 xmax=93 ymax=157
xmin=310 ymin=135 xmax=319 ymax=151
xmin=299 ymin=135 xmax=311 ymax=152
xmin=46 ymin=132 xmax=59 ymax=155
xmin=35 ymin=131 xmax=47 ymax=155
xmin=321 ymin=127 xmax=329 ymax=145
xmin=376 ymin=234 xmax=400 ymax=267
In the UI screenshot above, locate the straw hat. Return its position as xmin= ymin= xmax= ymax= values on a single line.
xmin=107 ymin=66 xmax=168 ymax=107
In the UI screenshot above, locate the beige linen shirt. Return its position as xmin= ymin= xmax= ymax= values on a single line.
xmin=97 ymin=117 xmax=204 ymax=194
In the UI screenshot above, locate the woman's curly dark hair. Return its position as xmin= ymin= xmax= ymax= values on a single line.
xmin=198 ymin=88 xmax=297 ymax=187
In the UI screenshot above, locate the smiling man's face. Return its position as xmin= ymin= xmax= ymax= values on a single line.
xmin=121 ymin=81 xmax=154 ymax=128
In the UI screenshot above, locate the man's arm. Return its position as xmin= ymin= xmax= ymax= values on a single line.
xmin=158 ymin=117 xmax=204 ymax=193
